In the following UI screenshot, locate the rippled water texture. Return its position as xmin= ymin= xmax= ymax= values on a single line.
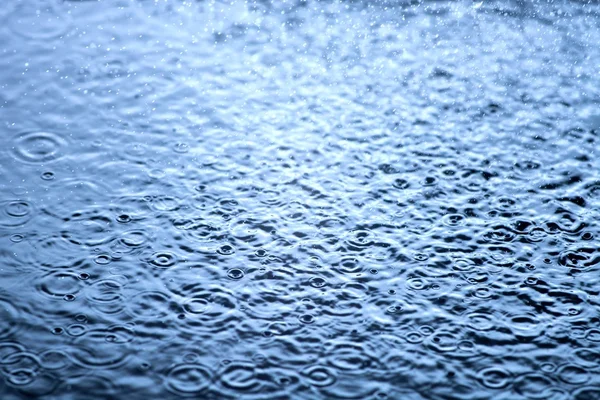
xmin=1 ymin=0 xmax=600 ymax=398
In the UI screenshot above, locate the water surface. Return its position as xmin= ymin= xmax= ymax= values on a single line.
xmin=1 ymin=0 xmax=600 ymax=398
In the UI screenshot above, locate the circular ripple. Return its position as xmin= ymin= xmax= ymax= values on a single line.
xmin=11 ymin=131 xmax=67 ymax=163
xmin=219 ymin=362 xmax=258 ymax=391
xmin=1 ymin=200 xmax=33 ymax=228
xmin=70 ymin=328 xmax=133 ymax=369
xmin=148 ymin=252 xmax=177 ymax=268
xmin=119 ymin=230 xmax=149 ymax=248
xmin=8 ymin=3 xmax=72 ymax=40
xmin=127 ymin=291 xmax=171 ymax=320
xmin=0 ymin=299 xmax=20 ymax=339
xmin=513 ymin=373 xmax=554 ymax=399
xmin=572 ymin=348 xmax=600 ymax=368
xmin=346 ymin=229 xmax=376 ymax=249
xmin=466 ymin=312 xmax=495 ymax=331
xmin=557 ymin=364 xmax=589 ymax=385
xmin=302 ymin=365 xmax=337 ymax=387
xmin=477 ymin=367 xmax=512 ymax=389
xmin=442 ymin=214 xmax=466 ymax=226
xmin=166 ymin=364 xmax=212 ymax=396
xmin=36 ymin=271 xmax=83 ymax=299
xmin=558 ymin=249 xmax=598 ymax=270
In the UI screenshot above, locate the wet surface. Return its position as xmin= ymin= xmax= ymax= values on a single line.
xmin=1 ymin=0 xmax=600 ymax=398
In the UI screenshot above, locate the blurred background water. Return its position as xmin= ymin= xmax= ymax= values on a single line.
xmin=1 ymin=0 xmax=600 ymax=398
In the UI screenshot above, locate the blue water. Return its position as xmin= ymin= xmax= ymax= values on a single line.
xmin=1 ymin=0 xmax=600 ymax=398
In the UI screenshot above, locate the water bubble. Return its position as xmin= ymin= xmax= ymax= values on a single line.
xmin=392 ymin=179 xmax=410 ymax=189
xmin=11 ymin=131 xmax=68 ymax=163
xmin=309 ymin=276 xmax=327 ymax=288
xmin=254 ymin=249 xmax=268 ymax=257
xmin=421 ymin=176 xmax=438 ymax=186
xmin=299 ymin=314 xmax=315 ymax=324
xmin=41 ymin=171 xmax=55 ymax=180
xmin=227 ymin=268 xmax=244 ymax=280
xmin=116 ymin=214 xmax=131 ymax=223
xmin=217 ymin=244 xmax=236 ymax=255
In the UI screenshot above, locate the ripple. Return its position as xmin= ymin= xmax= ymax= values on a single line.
xmin=309 ymin=276 xmax=327 ymax=288
xmin=442 ymin=213 xmax=466 ymax=226
xmin=326 ymin=342 xmax=371 ymax=371
xmin=427 ymin=330 xmax=459 ymax=352
xmin=166 ymin=364 xmax=212 ymax=396
xmin=8 ymin=2 xmax=72 ymax=40
xmin=85 ymin=279 xmax=124 ymax=314
xmin=513 ymin=373 xmax=555 ymax=399
xmin=227 ymin=268 xmax=244 ymax=280
xmin=466 ymin=312 xmax=495 ymax=331
xmin=572 ymin=348 xmax=600 ymax=368
xmin=573 ymin=387 xmax=600 ymax=400
xmin=70 ymin=328 xmax=133 ymax=369
xmin=0 ymin=299 xmax=21 ymax=339
xmin=557 ymin=364 xmax=589 ymax=385
xmin=119 ymin=230 xmax=149 ymax=248
xmin=558 ymin=248 xmax=599 ymax=270
xmin=147 ymin=252 xmax=177 ymax=268
xmin=302 ymin=365 xmax=337 ymax=387
xmin=127 ymin=291 xmax=172 ymax=320
xmin=217 ymin=244 xmax=236 ymax=256
xmin=477 ymin=367 xmax=512 ymax=389
xmin=10 ymin=131 xmax=68 ymax=163
xmin=219 ymin=361 xmax=258 ymax=391
xmin=36 ymin=271 xmax=83 ymax=299
xmin=39 ymin=349 xmax=70 ymax=370
xmin=0 ymin=200 xmax=33 ymax=228
xmin=345 ymin=229 xmax=376 ymax=249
